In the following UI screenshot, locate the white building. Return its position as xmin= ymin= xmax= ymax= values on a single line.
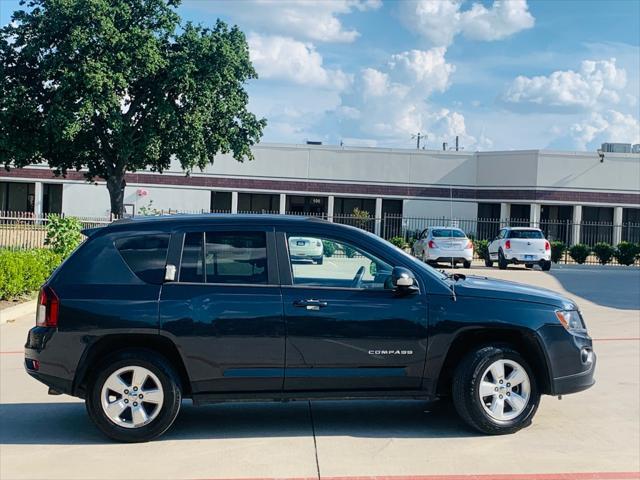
xmin=1 ymin=143 xmax=639 ymax=244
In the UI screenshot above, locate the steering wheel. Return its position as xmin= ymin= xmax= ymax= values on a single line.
xmin=351 ymin=266 xmax=365 ymax=288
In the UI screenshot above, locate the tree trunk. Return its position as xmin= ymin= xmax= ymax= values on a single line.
xmin=106 ymin=174 xmax=126 ymax=218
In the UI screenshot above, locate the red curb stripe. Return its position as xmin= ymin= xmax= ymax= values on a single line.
xmin=195 ymin=473 xmax=640 ymax=480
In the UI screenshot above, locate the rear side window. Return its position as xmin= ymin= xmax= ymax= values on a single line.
xmin=508 ymin=230 xmax=544 ymax=239
xmin=179 ymin=232 xmax=268 ymax=284
xmin=115 ymin=234 xmax=170 ymax=284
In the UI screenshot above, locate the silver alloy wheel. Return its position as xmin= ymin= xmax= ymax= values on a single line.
xmin=478 ymin=359 xmax=531 ymax=421
xmin=100 ymin=366 xmax=164 ymax=429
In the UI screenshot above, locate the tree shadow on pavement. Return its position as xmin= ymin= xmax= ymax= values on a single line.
xmin=544 ymin=267 xmax=640 ymax=310
xmin=0 ymin=399 xmax=476 ymax=445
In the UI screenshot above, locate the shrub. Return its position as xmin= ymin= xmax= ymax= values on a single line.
xmin=614 ymin=241 xmax=640 ymax=266
xmin=569 ymin=244 xmax=590 ymax=264
xmin=473 ymin=239 xmax=489 ymax=260
xmin=343 ymin=245 xmax=357 ymax=258
xmin=592 ymin=242 xmax=615 ymax=265
xmin=322 ymin=240 xmax=336 ymax=257
xmin=45 ymin=215 xmax=83 ymax=257
xmin=550 ymin=241 xmax=566 ymax=263
xmin=389 ymin=236 xmax=406 ymax=249
xmin=0 ymin=249 xmax=62 ymax=301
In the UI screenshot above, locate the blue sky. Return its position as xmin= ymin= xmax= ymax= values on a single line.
xmin=2 ymin=0 xmax=639 ymax=151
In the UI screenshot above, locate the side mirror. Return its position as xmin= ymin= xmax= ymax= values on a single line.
xmin=164 ymin=264 xmax=177 ymax=282
xmin=391 ymin=267 xmax=419 ymax=294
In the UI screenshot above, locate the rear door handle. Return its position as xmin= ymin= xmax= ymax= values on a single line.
xmin=293 ymin=299 xmax=328 ymax=310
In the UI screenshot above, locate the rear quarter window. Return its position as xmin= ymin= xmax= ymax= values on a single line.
xmin=115 ymin=234 xmax=170 ymax=284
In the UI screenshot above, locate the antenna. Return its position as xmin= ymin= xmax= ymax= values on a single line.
xmin=411 ymin=132 xmax=426 ymax=150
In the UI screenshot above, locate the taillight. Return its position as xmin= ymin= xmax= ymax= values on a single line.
xmin=36 ymin=286 xmax=59 ymax=328
xmin=466 ymin=240 xmax=473 ymax=249
xmin=428 ymin=240 xmax=436 ymax=248
xmin=505 ymin=240 xmax=511 ymax=249
xmin=545 ymin=240 xmax=550 ymax=251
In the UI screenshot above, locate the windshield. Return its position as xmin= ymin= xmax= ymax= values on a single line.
xmin=508 ymin=230 xmax=544 ymax=239
xmin=431 ymin=229 xmax=466 ymax=238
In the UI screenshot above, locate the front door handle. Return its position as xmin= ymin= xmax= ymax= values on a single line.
xmin=293 ymin=299 xmax=328 ymax=310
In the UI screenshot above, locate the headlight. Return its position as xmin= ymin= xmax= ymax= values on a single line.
xmin=555 ymin=310 xmax=586 ymax=333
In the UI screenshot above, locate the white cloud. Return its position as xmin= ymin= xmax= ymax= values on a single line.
xmin=402 ymin=0 xmax=534 ymax=48
xmin=459 ymin=0 xmax=535 ymax=41
xmin=502 ymin=58 xmax=628 ymax=110
xmin=248 ymin=34 xmax=351 ymax=90
xmin=389 ymin=47 xmax=454 ymax=93
xmin=190 ymin=0 xmax=381 ymax=43
xmin=337 ymin=48 xmax=489 ymax=150
xmin=569 ymin=110 xmax=640 ymax=150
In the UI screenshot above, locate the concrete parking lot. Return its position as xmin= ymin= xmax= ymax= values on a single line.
xmin=1 ymin=265 xmax=639 ymax=480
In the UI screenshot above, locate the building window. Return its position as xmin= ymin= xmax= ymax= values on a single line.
xmin=582 ymin=206 xmax=614 ymax=245
xmin=0 ymin=181 xmax=35 ymax=213
xmin=286 ymin=195 xmax=327 ymax=215
xmin=238 ymin=193 xmax=279 ymax=213
xmin=540 ymin=205 xmax=573 ymax=243
xmin=210 ymin=191 xmax=232 ymax=212
xmin=509 ymin=204 xmax=531 ymax=226
xmin=381 ymin=199 xmax=403 ymax=238
xmin=622 ymin=208 xmax=640 ymax=243
xmin=334 ymin=197 xmax=376 ymax=216
xmin=476 ymin=203 xmax=501 ymax=241
xmin=43 ymin=184 xmax=63 ymax=214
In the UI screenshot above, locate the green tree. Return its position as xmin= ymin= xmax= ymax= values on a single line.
xmin=1 ymin=0 xmax=265 ymax=216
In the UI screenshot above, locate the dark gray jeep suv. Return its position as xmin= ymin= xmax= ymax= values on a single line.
xmin=25 ymin=215 xmax=595 ymax=442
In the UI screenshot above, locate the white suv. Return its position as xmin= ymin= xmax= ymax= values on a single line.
xmin=486 ymin=227 xmax=551 ymax=270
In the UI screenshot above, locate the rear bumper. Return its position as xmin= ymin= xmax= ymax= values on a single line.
xmin=24 ymin=327 xmax=84 ymax=397
xmin=427 ymin=249 xmax=473 ymax=262
xmin=504 ymin=252 xmax=550 ymax=263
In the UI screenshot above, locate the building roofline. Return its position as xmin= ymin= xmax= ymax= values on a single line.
xmin=252 ymin=142 xmax=640 ymax=158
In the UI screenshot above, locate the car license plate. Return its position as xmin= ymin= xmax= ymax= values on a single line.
xmin=297 ymin=241 xmax=306 ymax=246
xmin=525 ymin=255 xmax=534 ymax=260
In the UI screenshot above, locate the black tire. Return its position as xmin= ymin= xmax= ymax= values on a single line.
xmin=463 ymin=260 xmax=471 ymax=269
xmin=525 ymin=263 xmax=533 ymax=269
xmin=315 ymin=256 xmax=324 ymax=265
xmin=86 ymin=349 xmax=182 ymax=443
xmin=484 ymin=254 xmax=493 ymax=267
xmin=498 ymin=250 xmax=508 ymax=270
xmin=541 ymin=260 xmax=551 ymax=271
xmin=452 ymin=346 xmax=540 ymax=435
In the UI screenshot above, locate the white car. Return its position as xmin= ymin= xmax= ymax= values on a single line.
xmin=486 ymin=227 xmax=551 ymax=270
xmin=288 ymin=236 xmax=324 ymax=264
xmin=413 ymin=226 xmax=473 ymax=268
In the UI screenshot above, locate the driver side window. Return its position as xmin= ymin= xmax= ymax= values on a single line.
xmin=286 ymin=234 xmax=392 ymax=290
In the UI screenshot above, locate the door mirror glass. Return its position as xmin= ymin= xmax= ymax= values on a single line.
xmin=392 ymin=266 xmax=418 ymax=293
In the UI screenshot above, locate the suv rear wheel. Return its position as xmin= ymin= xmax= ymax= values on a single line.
xmin=86 ymin=350 xmax=182 ymax=442
xmin=498 ymin=250 xmax=508 ymax=270
xmin=452 ymin=345 xmax=540 ymax=435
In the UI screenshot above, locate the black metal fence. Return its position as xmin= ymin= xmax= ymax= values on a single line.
xmin=2 ymin=210 xmax=638 ymax=265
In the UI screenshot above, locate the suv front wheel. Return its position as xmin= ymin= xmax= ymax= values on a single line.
xmin=86 ymin=350 xmax=182 ymax=442
xmin=452 ymin=346 xmax=540 ymax=435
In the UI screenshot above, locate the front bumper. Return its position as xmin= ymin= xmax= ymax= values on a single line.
xmin=536 ymin=324 xmax=596 ymax=395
